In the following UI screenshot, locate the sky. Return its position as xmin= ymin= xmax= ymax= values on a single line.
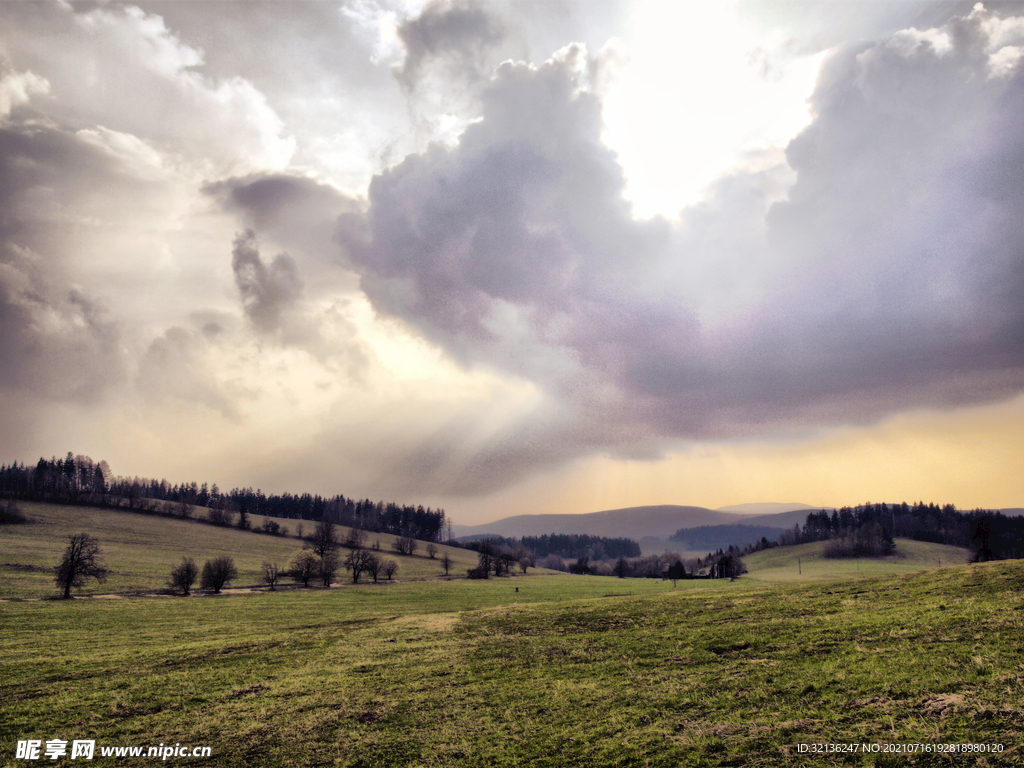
xmin=1 ymin=0 xmax=1023 ymax=525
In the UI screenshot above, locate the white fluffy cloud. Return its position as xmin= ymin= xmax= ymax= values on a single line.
xmin=1 ymin=3 xmax=294 ymax=175
xmin=336 ymin=3 xmax=1024 ymax=490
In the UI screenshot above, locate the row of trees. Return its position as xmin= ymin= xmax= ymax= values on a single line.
xmin=168 ymin=556 xmax=238 ymax=595
xmin=578 ymin=550 xmax=746 ymax=580
xmin=465 ymin=540 xmax=535 ymax=578
xmin=458 ymin=533 xmax=640 ymax=566
xmin=0 ymin=453 xmax=449 ymax=542
xmin=54 ymin=532 xmax=414 ymax=600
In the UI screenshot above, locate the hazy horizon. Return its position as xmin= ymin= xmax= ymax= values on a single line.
xmin=2 ymin=0 xmax=1023 ymax=525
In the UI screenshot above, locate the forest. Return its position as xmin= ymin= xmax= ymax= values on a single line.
xmin=713 ymin=502 xmax=1024 ymax=562
xmin=0 ymin=453 xmax=448 ymax=543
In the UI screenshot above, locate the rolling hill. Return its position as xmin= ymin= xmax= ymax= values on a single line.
xmin=0 ymin=501 xmax=488 ymax=599
xmin=451 ymin=504 xmax=796 ymax=541
xmin=743 ymin=538 xmax=974 ymax=581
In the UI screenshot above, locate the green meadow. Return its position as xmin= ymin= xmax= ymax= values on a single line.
xmin=2 ymin=502 xmax=1022 ymax=766
xmin=744 ymin=539 xmax=975 ymax=582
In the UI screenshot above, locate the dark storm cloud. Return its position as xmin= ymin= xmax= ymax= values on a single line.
xmin=231 ymin=230 xmax=303 ymax=335
xmin=394 ymin=0 xmax=505 ymax=92
xmin=203 ymin=173 xmax=360 ymax=263
xmin=205 ymin=174 xmax=342 ymax=228
xmin=208 ymin=177 xmax=371 ymax=377
xmin=337 ymin=6 xmax=1024 ymax=490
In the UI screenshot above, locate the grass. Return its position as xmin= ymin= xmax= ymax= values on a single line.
xmin=744 ymin=539 xmax=974 ymax=582
xmin=2 ymin=560 xmax=1023 ymax=766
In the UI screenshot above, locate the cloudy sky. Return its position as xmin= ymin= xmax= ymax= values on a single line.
xmin=1 ymin=0 xmax=1022 ymax=524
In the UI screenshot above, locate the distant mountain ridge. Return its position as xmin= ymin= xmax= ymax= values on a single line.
xmin=716 ymin=502 xmax=822 ymax=515
xmin=451 ymin=503 xmax=821 ymax=541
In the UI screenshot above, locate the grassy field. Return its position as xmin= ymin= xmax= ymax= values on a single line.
xmin=745 ymin=539 xmax=974 ymax=582
xmin=3 ymin=502 xmax=1022 ymax=766
xmin=0 ymin=502 xmax=488 ymax=599
xmin=2 ymin=557 xmax=1023 ymax=766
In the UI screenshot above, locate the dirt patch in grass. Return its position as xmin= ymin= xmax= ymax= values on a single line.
xmin=922 ymin=693 xmax=966 ymax=716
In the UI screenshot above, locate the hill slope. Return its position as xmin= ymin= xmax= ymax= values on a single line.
xmin=0 ymin=501 xmax=482 ymax=599
xmin=744 ymin=538 xmax=974 ymax=582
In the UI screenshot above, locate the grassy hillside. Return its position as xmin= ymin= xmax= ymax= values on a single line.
xmin=744 ymin=538 xmax=974 ymax=581
xmin=0 ymin=501 xmax=486 ymax=599
xmin=2 ymin=562 xmax=1021 ymax=766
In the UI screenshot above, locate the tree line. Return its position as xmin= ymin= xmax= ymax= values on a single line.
xmin=0 ymin=453 xmax=448 ymax=542
xmin=458 ymin=533 xmax=641 ymax=562
xmin=777 ymin=502 xmax=1023 ymax=561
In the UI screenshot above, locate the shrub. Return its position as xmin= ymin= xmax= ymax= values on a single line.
xmin=169 ymin=556 xmax=199 ymax=595
xmin=288 ymin=550 xmax=319 ymax=587
xmin=207 ymin=507 xmax=235 ymax=527
xmin=200 ymin=556 xmax=238 ymax=593
xmin=320 ymin=552 xmax=340 ymax=586
xmin=541 ymin=553 xmax=566 ymax=571
xmin=0 ymin=499 xmax=29 ymax=525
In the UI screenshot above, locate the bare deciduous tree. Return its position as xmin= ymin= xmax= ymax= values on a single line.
xmin=344 ymin=527 xmax=365 ymax=550
xmin=383 ymin=559 xmax=399 ymax=580
xmin=516 ymin=546 xmax=535 ymax=573
xmin=426 ymin=543 xmax=438 ymax=559
xmin=613 ymin=556 xmax=630 ymax=579
xmin=200 ymin=556 xmax=238 ymax=593
xmin=441 ymin=552 xmax=453 ymax=577
xmin=392 ymin=534 xmax=417 ymax=556
xmin=288 ymin=550 xmax=319 ymax=587
xmin=311 ymin=519 xmax=338 ymax=559
xmin=365 ymin=553 xmax=382 ymax=582
xmin=320 ymin=552 xmax=340 ymax=586
xmin=55 ymin=533 xmax=108 ymax=599
xmin=345 ymin=549 xmax=374 ymax=583
xmin=541 ymin=553 xmax=565 ymax=571
xmin=262 ymin=561 xmax=282 ymax=590
xmin=169 ymin=556 xmax=199 ymax=595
